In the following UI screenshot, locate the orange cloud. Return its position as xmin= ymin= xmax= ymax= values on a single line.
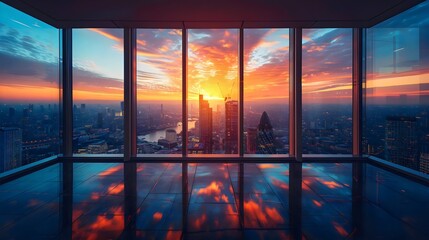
xmin=333 ymin=221 xmax=349 ymax=237
xmin=72 ymin=206 xmax=124 ymax=240
xmin=244 ymin=200 xmax=285 ymax=226
xmin=89 ymin=28 xmax=122 ymax=42
xmin=108 ymin=183 xmax=124 ymax=195
xmin=0 ymin=84 xmax=58 ymax=103
xmin=153 ymin=212 xmax=163 ymax=221
xmin=197 ymin=181 xmax=229 ymax=203
xmin=99 ymin=164 xmax=123 ymax=176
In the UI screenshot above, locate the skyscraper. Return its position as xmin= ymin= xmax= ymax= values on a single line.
xmin=0 ymin=127 xmax=22 ymax=173
xmin=120 ymin=101 xmax=124 ymax=116
xmin=199 ymin=95 xmax=213 ymax=153
xmin=166 ymin=129 xmax=177 ymax=143
xmin=225 ymin=100 xmax=238 ymax=154
xmin=97 ymin=113 xmax=104 ymax=129
xmin=385 ymin=116 xmax=419 ymax=170
xmin=419 ymin=135 xmax=429 ymax=174
xmin=160 ymin=104 xmax=164 ymax=120
xmin=257 ymin=111 xmax=276 ymax=154
xmin=246 ymin=127 xmax=257 ymax=154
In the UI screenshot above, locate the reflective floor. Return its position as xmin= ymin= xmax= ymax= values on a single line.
xmin=0 ymin=162 xmax=428 ymax=239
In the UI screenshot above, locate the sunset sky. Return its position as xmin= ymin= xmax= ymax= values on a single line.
xmin=1 ymin=1 xmax=429 ymax=104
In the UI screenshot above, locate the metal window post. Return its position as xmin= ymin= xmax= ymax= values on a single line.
xmin=353 ymin=28 xmax=363 ymax=157
xmin=181 ymin=25 xmax=189 ymax=237
xmin=289 ymin=28 xmax=303 ymax=238
xmin=124 ymin=28 xmax=137 ymax=161
xmin=289 ymin=28 xmax=303 ymax=161
xmin=60 ymin=28 xmax=73 ymax=237
xmin=352 ymin=27 xmax=364 ymax=206
xmin=239 ymin=27 xmax=244 ymax=157
xmin=62 ymin=28 xmax=73 ymax=158
xmin=182 ymin=26 xmax=188 ymax=157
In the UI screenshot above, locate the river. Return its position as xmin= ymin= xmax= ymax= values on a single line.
xmin=138 ymin=120 xmax=196 ymax=143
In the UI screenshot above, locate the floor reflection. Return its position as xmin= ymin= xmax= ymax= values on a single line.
xmin=0 ymin=162 xmax=427 ymax=239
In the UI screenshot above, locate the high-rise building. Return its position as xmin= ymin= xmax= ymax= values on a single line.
xmin=0 ymin=127 xmax=22 ymax=173
xmin=166 ymin=129 xmax=177 ymax=143
xmin=97 ymin=113 xmax=104 ymax=129
xmin=120 ymin=101 xmax=124 ymax=116
xmin=257 ymin=111 xmax=276 ymax=154
xmin=385 ymin=116 xmax=419 ymax=170
xmin=225 ymin=100 xmax=238 ymax=154
xmin=246 ymin=127 xmax=257 ymax=154
xmin=199 ymin=95 xmax=213 ymax=153
xmin=419 ymin=135 xmax=429 ymax=174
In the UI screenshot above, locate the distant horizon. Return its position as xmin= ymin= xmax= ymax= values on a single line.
xmin=3 ymin=101 xmax=429 ymax=107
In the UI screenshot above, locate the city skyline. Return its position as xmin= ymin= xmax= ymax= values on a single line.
xmin=2 ymin=1 xmax=429 ymax=175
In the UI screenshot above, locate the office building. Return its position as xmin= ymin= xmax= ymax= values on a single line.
xmin=165 ymin=129 xmax=177 ymax=143
xmin=0 ymin=127 xmax=22 ymax=173
xmin=385 ymin=116 xmax=419 ymax=170
xmin=199 ymin=95 xmax=213 ymax=154
xmin=225 ymin=100 xmax=238 ymax=154
xmin=257 ymin=111 xmax=276 ymax=154
xmin=246 ymin=127 xmax=257 ymax=154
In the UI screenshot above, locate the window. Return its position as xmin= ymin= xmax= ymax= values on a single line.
xmin=187 ymin=29 xmax=239 ymax=155
xmin=0 ymin=2 xmax=60 ymax=173
xmin=136 ymin=29 xmax=182 ymax=155
xmin=365 ymin=1 xmax=429 ymax=174
xmin=302 ymin=29 xmax=353 ymax=154
xmin=72 ymin=29 xmax=124 ymax=155
xmin=244 ymin=29 xmax=290 ymax=155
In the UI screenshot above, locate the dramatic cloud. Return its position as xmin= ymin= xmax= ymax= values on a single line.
xmin=136 ymin=29 xmax=182 ymax=101
xmin=3 ymin=0 xmax=429 ymax=105
xmin=302 ymin=28 xmax=353 ymax=103
xmin=188 ymin=29 xmax=239 ymax=101
xmin=0 ymin=20 xmax=58 ymax=63
xmin=244 ymin=29 xmax=289 ymax=102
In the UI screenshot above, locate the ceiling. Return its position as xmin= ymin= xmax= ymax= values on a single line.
xmin=2 ymin=0 xmax=424 ymax=28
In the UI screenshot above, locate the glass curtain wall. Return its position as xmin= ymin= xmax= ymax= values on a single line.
xmin=0 ymin=2 xmax=60 ymax=173
xmin=302 ymin=29 xmax=353 ymax=154
xmin=72 ymin=29 xmax=124 ymax=155
xmin=136 ymin=29 xmax=182 ymax=155
xmin=365 ymin=1 xmax=429 ymax=174
xmin=244 ymin=29 xmax=290 ymax=155
xmin=187 ymin=29 xmax=239 ymax=155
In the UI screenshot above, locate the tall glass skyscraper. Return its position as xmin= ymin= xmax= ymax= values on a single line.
xmin=385 ymin=116 xmax=419 ymax=170
xmin=225 ymin=100 xmax=238 ymax=154
xmin=257 ymin=112 xmax=276 ymax=154
xmin=0 ymin=127 xmax=22 ymax=173
xmin=199 ymin=95 xmax=213 ymax=154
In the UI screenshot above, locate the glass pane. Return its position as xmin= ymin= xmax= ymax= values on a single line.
xmin=365 ymin=1 xmax=429 ymax=174
xmin=187 ymin=29 xmax=239 ymax=155
xmin=0 ymin=2 xmax=60 ymax=173
xmin=302 ymin=28 xmax=353 ymax=154
xmin=244 ymin=29 xmax=289 ymax=154
xmin=72 ymin=29 xmax=124 ymax=155
xmin=136 ymin=29 xmax=182 ymax=155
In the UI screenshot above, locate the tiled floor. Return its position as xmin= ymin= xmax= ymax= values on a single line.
xmin=0 ymin=162 xmax=428 ymax=239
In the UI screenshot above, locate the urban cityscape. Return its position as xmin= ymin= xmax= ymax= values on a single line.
xmin=2 ymin=99 xmax=429 ymax=174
